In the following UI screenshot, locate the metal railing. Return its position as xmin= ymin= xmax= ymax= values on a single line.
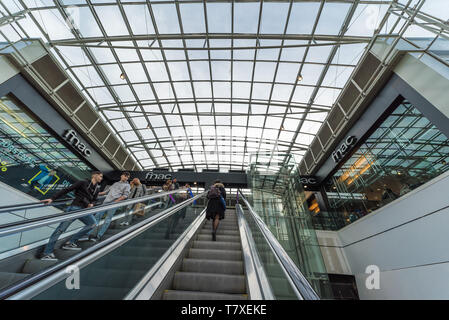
xmin=238 ymin=190 xmax=320 ymax=300
xmin=1 ymin=192 xmax=207 ymax=300
xmin=0 ymin=188 xmax=189 ymax=237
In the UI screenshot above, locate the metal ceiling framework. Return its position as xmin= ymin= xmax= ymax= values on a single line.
xmin=0 ymin=0 xmax=443 ymax=173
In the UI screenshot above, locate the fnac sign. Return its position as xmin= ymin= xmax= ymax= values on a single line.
xmin=145 ymin=170 xmax=172 ymax=181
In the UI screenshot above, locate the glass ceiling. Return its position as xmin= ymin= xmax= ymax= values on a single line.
xmin=0 ymin=0 xmax=447 ymax=172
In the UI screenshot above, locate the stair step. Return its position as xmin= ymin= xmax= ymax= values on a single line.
xmin=0 ymin=272 xmax=30 ymax=290
xmin=199 ymin=229 xmax=239 ymax=236
xmin=173 ymin=272 xmax=246 ymax=294
xmin=182 ymin=258 xmax=244 ymax=275
xmin=22 ymin=259 xmax=58 ymax=274
xmin=163 ymin=290 xmax=248 ymax=300
xmin=196 ymin=234 xmax=240 ymax=242
xmin=188 ymin=248 xmax=242 ymax=261
xmin=192 ymin=240 xmax=241 ymax=251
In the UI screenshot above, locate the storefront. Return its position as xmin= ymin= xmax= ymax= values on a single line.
xmin=307 ymin=69 xmax=449 ymax=228
xmin=0 ymin=94 xmax=95 ymax=200
xmin=323 ymin=99 xmax=449 ymax=225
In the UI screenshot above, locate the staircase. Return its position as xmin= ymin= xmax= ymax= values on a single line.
xmin=163 ymin=209 xmax=248 ymax=300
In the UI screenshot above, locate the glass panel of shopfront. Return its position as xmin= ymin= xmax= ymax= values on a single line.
xmin=323 ymin=100 xmax=449 ymax=226
xmin=0 ymin=94 xmax=92 ymax=200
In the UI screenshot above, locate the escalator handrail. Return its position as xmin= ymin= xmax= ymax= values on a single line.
xmin=235 ymin=203 xmax=275 ymax=300
xmin=0 ymin=198 xmax=74 ymax=214
xmin=238 ymin=190 xmax=320 ymax=300
xmin=0 ymin=192 xmax=207 ymax=300
xmin=0 ymin=195 xmax=108 ymax=214
xmin=0 ymin=188 xmax=190 ymax=238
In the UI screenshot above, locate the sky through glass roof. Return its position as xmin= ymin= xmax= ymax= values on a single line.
xmin=0 ymin=0 xmax=447 ymax=172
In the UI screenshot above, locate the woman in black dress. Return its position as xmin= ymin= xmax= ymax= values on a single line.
xmin=205 ymin=180 xmax=226 ymax=241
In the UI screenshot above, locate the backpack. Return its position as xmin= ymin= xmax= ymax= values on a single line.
xmin=207 ymin=185 xmax=221 ymax=199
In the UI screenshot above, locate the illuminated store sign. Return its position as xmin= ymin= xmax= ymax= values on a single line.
xmin=145 ymin=170 xmax=172 ymax=181
xmin=63 ymin=129 xmax=92 ymax=157
xmin=332 ymin=136 xmax=357 ymax=163
xmin=299 ymin=176 xmax=318 ymax=185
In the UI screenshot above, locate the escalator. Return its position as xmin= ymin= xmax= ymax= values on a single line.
xmin=0 ymin=188 xmax=319 ymax=300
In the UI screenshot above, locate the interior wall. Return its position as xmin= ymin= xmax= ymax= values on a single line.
xmin=337 ymin=170 xmax=449 ymax=299
xmin=315 ymin=230 xmax=352 ymax=275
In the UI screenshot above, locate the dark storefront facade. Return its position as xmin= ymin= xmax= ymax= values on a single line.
xmin=0 ymin=75 xmax=114 ymax=201
xmin=304 ymin=74 xmax=449 ymax=230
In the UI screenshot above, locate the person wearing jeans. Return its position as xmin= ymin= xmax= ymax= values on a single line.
xmin=40 ymin=171 xmax=103 ymax=261
xmin=42 ymin=205 xmax=97 ymax=257
xmin=121 ymin=178 xmax=147 ymax=226
xmin=88 ymin=172 xmax=131 ymax=241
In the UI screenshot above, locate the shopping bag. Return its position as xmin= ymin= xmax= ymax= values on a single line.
xmin=133 ymin=203 xmax=146 ymax=216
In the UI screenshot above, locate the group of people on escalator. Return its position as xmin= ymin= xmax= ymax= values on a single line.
xmin=38 ymin=170 xmax=225 ymax=260
xmin=40 ymin=171 xmax=131 ymax=261
xmin=39 ymin=172 xmax=189 ymax=261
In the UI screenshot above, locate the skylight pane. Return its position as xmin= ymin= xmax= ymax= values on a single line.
xmin=260 ymin=2 xmax=289 ymax=34
xmin=145 ymin=62 xmax=168 ymax=81
xmin=152 ymin=3 xmax=180 ymax=34
xmin=95 ymin=5 xmax=129 ymax=36
xmin=180 ymin=3 xmax=206 ymax=33
xmin=234 ymin=2 xmax=260 ymax=34
xmin=315 ymin=3 xmax=351 ymax=35
xmin=206 ymin=3 xmax=231 ymax=33
xmin=287 ymin=3 xmax=320 ymax=34
xmin=124 ymin=4 xmax=155 ymax=35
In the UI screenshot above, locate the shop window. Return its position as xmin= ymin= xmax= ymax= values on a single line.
xmin=324 ymin=100 xmax=449 ymax=226
xmin=0 ymin=95 xmax=92 ymax=200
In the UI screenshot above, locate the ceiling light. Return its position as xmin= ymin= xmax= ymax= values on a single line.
xmin=280 ymin=125 xmax=284 ymax=131
xmin=297 ymin=74 xmax=303 ymax=82
xmin=120 ymin=73 xmax=126 ymax=80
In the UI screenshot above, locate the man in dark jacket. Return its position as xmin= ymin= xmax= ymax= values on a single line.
xmin=40 ymin=171 xmax=103 ymax=261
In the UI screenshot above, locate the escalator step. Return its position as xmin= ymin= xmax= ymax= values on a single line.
xmin=182 ymin=258 xmax=244 ymax=275
xmin=22 ymin=259 xmax=58 ymax=274
xmin=173 ymin=272 xmax=246 ymax=294
xmin=0 ymin=272 xmax=30 ymax=290
xmin=196 ymin=234 xmax=240 ymax=242
xmin=163 ymin=290 xmax=248 ymax=300
xmin=198 ymin=229 xmax=239 ymax=236
xmin=188 ymin=248 xmax=242 ymax=261
xmin=192 ymin=240 xmax=241 ymax=251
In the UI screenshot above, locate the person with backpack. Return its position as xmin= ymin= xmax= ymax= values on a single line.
xmin=205 ymin=180 xmax=226 ymax=241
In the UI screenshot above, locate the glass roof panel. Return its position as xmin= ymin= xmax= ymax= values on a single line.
xmin=4 ymin=0 xmax=442 ymax=172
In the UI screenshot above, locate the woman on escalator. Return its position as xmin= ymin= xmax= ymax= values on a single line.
xmin=205 ymin=180 xmax=226 ymax=241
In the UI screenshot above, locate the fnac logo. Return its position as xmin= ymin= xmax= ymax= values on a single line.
xmin=145 ymin=170 xmax=172 ymax=181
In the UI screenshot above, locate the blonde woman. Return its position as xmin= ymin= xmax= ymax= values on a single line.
xmin=120 ymin=178 xmax=146 ymax=226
